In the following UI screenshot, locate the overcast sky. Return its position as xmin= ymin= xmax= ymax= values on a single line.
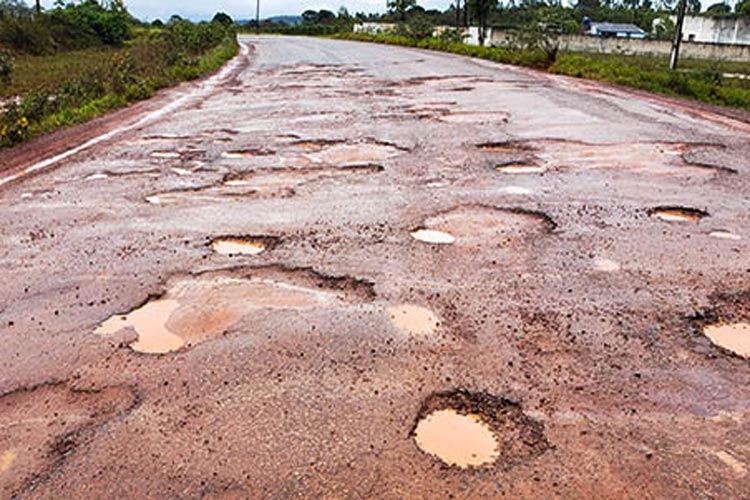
xmin=40 ymin=0 xmax=723 ymax=22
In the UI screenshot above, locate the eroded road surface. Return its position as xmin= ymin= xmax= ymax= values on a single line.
xmin=2 ymin=35 xmax=750 ymax=498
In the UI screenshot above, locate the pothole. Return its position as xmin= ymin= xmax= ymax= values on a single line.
xmin=649 ymin=206 xmax=708 ymax=222
xmin=0 ymin=383 xmax=137 ymax=499
xmin=594 ymin=258 xmax=621 ymax=272
xmin=84 ymin=173 xmax=109 ymax=181
xmin=497 ymin=186 xmax=533 ymax=195
xmin=439 ymin=112 xmax=508 ymax=124
xmin=416 ymin=205 xmax=554 ymax=247
xmin=703 ymin=323 xmax=750 ymax=359
xmin=94 ymin=268 xmax=373 ymax=354
xmin=292 ymin=139 xmax=345 ymax=149
xmin=412 ymin=390 xmax=549 ymax=469
xmin=710 ymin=230 xmax=741 ymax=241
xmin=414 ymin=410 xmax=499 ymax=468
xmin=209 ymin=236 xmax=276 ymax=256
xmin=386 ymin=304 xmax=440 ymax=337
xmin=221 ymin=149 xmax=275 ymax=159
xmin=477 ymin=142 xmax=528 ymax=153
xmin=410 ymin=229 xmax=456 ymax=245
xmin=223 ymin=164 xmax=383 ymax=192
xmin=150 ymin=151 xmax=181 ymax=159
xmin=305 ymin=142 xmax=404 ymax=164
xmin=495 ymin=163 xmax=544 ymax=174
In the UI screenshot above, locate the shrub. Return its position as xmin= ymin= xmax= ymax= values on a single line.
xmin=0 ymin=51 xmax=12 ymax=83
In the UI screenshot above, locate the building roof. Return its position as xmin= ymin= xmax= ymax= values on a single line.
xmin=591 ymin=23 xmax=646 ymax=35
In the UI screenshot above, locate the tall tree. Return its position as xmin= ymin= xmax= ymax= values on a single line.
xmin=387 ymin=0 xmax=417 ymax=21
xmin=469 ymin=0 xmax=495 ymax=45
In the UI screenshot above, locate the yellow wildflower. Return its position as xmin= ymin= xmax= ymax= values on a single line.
xmin=19 ymin=117 xmax=29 ymax=128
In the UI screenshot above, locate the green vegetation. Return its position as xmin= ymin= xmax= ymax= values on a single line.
xmin=335 ymin=32 xmax=750 ymax=110
xmin=0 ymin=1 xmax=238 ymax=148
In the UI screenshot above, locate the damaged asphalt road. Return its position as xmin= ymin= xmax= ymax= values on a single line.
xmin=1 ymin=35 xmax=750 ymax=498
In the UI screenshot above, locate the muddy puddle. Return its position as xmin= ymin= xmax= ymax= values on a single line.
xmin=210 ymin=237 xmax=273 ymax=256
xmin=95 ymin=270 xmax=369 ymax=354
xmin=414 ymin=409 xmax=499 ymax=468
xmin=386 ymin=304 xmax=440 ymax=336
xmin=649 ymin=207 xmax=708 ymax=222
xmin=703 ymin=323 xmax=750 ymax=358
xmin=412 ymin=390 xmax=549 ymax=469
xmin=410 ymin=229 xmax=456 ymax=245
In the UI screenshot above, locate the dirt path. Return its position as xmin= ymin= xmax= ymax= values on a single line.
xmin=1 ymin=35 xmax=750 ymax=499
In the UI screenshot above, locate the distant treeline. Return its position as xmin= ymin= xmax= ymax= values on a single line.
xmin=241 ymin=0 xmax=750 ymax=38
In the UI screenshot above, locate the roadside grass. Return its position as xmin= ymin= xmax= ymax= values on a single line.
xmin=0 ymin=33 xmax=238 ymax=148
xmin=334 ymin=32 xmax=750 ymax=111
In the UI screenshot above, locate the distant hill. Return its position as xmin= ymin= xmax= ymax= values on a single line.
xmin=236 ymin=15 xmax=303 ymax=25
xmin=266 ymin=15 xmax=303 ymax=25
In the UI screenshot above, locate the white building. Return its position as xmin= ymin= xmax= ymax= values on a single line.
xmin=677 ymin=15 xmax=750 ymax=45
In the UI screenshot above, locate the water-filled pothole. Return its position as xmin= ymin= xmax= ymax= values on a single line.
xmin=305 ymin=142 xmax=404 ymax=164
xmin=410 ymin=229 xmax=456 ymax=245
xmin=710 ymin=230 xmax=741 ymax=241
xmin=150 ymin=151 xmax=181 ymax=159
xmin=412 ymin=390 xmax=549 ymax=469
xmin=594 ymin=258 xmax=621 ymax=272
xmin=95 ymin=268 xmax=373 ymax=354
xmin=495 ymin=163 xmax=544 ymax=174
xmin=649 ymin=207 xmax=708 ymax=222
xmin=703 ymin=323 xmax=750 ymax=359
xmin=386 ymin=304 xmax=440 ymax=336
xmin=414 ymin=409 xmax=499 ymax=468
xmin=210 ymin=236 xmax=276 ymax=256
xmin=477 ymin=142 xmax=528 ymax=153
xmin=416 ymin=205 xmax=554 ymax=247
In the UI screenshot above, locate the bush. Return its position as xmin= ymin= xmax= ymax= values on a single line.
xmin=0 ymin=51 xmax=12 ymax=83
xmin=0 ymin=17 xmax=239 ymax=148
xmin=0 ymin=0 xmax=132 ymax=55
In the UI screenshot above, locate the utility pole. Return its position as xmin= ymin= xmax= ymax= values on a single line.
xmin=669 ymin=0 xmax=687 ymax=70
xmin=255 ymin=0 xmax=260 ymax=35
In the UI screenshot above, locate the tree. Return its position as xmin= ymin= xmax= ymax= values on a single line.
xmin=705 ymin=1 xmax=730 ymax=14
xmin=317 ymin=10 xmax=336 ymax=24
xmin=468 ymin=0 xmax=495 ymax=46
xmin=737 ymin=0 xmax=750 ymax=15
xmin=212 ymin=12 xmax=233 ymax=26
xmin=387 ymin=0 xmax=417 ymax=22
